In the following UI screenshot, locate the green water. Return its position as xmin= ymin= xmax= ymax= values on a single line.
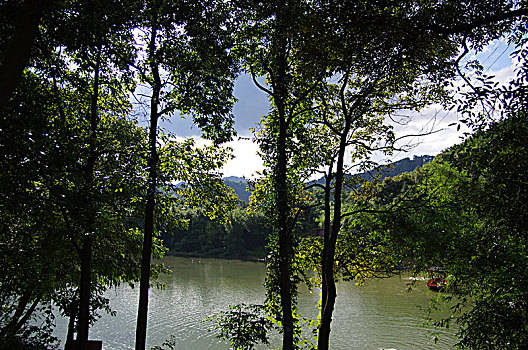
xmin=55 ymin=256 xmax=457 ymax=349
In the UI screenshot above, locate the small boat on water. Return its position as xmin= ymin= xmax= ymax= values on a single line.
xmin=426 ymin=267 xmax=446 ymax=291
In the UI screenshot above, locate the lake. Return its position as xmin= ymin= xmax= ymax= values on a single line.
xmin=54 ymin=256 xmax=457 ymax=349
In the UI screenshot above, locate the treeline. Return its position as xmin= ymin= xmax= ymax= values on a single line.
xmin=160 ymin=202 xmax=320 ymax=259
xmin=161 ymin=206 xmax=269 ymax=259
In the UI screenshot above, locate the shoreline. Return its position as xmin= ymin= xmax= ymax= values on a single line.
xmin=164 ymin=250 xmax=266 ymax=263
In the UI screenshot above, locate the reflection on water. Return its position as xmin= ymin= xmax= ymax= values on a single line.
xmin=54 ymin=257 xmax=457 ymax=349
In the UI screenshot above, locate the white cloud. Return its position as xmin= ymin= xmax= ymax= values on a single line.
xmin=222 ymin=138 xmax=263 ymax=179
xmin=490 ymin=63 xmax=516 ymax=85
xmin=385 ymin=103 xmax=470 ymax=164
xmin=164 ymin=135 xmax=263 ymax=179
xmin=386 ymin=43 xmax=518 ymax=163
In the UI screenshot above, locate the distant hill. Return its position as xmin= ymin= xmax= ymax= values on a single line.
xmin=362 ymin=155 xmax=434 ymax=180
xmin=223 ymin=176 xmax=252 ymax=202
xmin=224 ymin=155 xmax=434 ymax=201
xmin=308 ymin=155 xmax=434 ymax=186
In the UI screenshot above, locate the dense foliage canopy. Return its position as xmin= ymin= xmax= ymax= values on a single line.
xmin=1 ymin=0 xmax=527 ymax=349
xmin=363 ymin=40 xmax=528 ymax=347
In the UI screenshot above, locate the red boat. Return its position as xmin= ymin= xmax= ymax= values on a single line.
xmin=426 ymin=267 xmax=446 ymax=291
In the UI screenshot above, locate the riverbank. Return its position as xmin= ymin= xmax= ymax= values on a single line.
xmin=164 ymin=249 xmax=266 ymax=263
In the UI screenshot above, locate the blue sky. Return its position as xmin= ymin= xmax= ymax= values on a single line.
xmin=158 ymin=74 xmax=269 ymax=139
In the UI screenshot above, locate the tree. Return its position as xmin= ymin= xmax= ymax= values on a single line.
xmin=301 ymin=6 xmax=457 ymax=348
xmin=1 ymin=2 xmax=153 ymax=348
xmin=1 ymin=4 xmax=157 ymax=347
xmin=134 ymin=1 xmax=238 ymax=348
xmin=0 ymin=66 xmax=153 ymax=349
xmin=367 ymin=36 xmax=528 ymax=347
xmin=235 ymin=1 xmax=329 ymax=347
xmin=39 ymin=2 xmax=143 ymax=346
xmin=290 ymin=1 xmax=528 ymax=348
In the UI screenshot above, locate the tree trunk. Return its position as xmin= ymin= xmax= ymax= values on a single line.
xmin=13 ymin=293 xmax=42 ymax=335
xmin=65 ymin=303 xmax=77 ymax=350
xmin=318 ymin=107 xmax=350 ymax=350
xmin=0 ymin=290 xmax=32 ymax=338
xmin=318 ymin=232 xmax=337 ymax=350
xmin=0 ymin=0 xmax=44 ymax=109
xmin=135 ymin=16 xmax=160 ymax=350
xmin=318 ymin=172 xmax=333 ymax=349
xmin=276 ymin=107 xmax=294 ymax=349
xmin=76 ymin=49 xmax=101 ymax=349
xmin=273 ymin=6 xmax=295 ymax=347
xmin=0 ymin=291 xmax=42 ymax=341
xmin=76 ymin=236 xmax=94 ymax=346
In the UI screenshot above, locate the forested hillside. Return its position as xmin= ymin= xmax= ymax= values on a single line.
xmin=223 ymin=176 xmax=252 ymax=202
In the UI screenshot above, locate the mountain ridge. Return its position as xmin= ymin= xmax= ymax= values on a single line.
xmin=224 ymin=155 xmax=434 ymax=201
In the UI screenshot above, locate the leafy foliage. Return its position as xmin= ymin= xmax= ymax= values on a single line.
xmin=370 ymin=109 xmax=528 ymax=348
xmin=205 ymin=304 xmax=275 ymax=350
xmin=0 ymin=68 xmax=151 ymax=346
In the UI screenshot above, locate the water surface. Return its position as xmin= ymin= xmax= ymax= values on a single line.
xmin=55 ymin=256 xmax=457 ymax=349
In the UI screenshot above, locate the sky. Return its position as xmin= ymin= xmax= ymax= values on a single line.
xmin=155 ymin=40 xmax=518 ymax=179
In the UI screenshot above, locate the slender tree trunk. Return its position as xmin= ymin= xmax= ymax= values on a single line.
xmin=318 ymin=172 xmax=332 ymax=349
xmin=13 ymin=293 xmax=42 ymax=335
xmin=0 ymin=291 xmax=42 ymax=341
xmin=318 ymin=108 xmax=350 ymax=350
xmin=76 ymin=236 xmax=94 ymax=346
xmin=65 ymin=303 xmax=77 ymax=350
xmin=0 ymin=290 xmax=32 ymax=338
xmin=135 ymin=16 xmax=160 ymax=350
xmin=276 ymin=104 xmax=295 ymax=349
xmin=0 ymin=0 xmax=44 ymax=109
xmin=273 ymin=6 xmax=295 ymax=347
xmin=318 ymin=225 xmax=338 ymax=350
xmin=77 ymin=49 xmax=101 ymax=349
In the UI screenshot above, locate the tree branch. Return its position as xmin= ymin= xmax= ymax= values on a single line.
xmin=250 ymin=66 xmax=274 ymax=97
xmin=432 ymin=8 xmax=528 ymax=35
